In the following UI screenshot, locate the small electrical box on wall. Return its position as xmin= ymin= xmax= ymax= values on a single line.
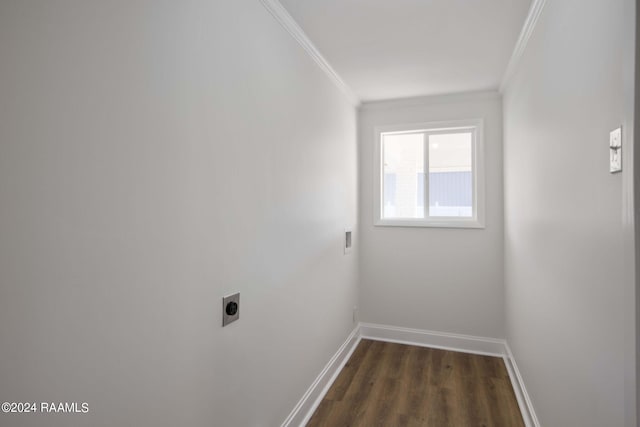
xmin=610 ymin=127 xmax=622 ymax=173
xmin=222 ymin=293 xmax=240 ymax=326
xmin=344 ymin=229 xmax=353 ymax=254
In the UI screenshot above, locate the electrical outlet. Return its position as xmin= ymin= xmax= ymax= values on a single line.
xmin=222 ymin=293 xmax=240 ymax=326
xmin=352 ymin=306 xmax=358 ymax=323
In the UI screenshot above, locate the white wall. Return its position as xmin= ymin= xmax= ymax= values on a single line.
xmin=0 ymin=1 xmax=358 ymax=426
xmin=358 ymin=92 xmax=505 ymax=338
xmin=503 ymin=0 xmax=636 ymax=425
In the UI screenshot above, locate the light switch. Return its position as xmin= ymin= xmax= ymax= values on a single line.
xmin=610 ymin=127 xmax=622 ymax=173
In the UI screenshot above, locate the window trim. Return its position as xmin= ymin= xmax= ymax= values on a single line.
xmin=373 ymin=119 xmax=485 ymax=229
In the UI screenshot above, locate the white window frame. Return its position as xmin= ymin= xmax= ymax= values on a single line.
xmin=374 ymin=119 xmax=485 ymax=229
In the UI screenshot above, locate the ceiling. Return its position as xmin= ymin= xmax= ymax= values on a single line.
xmin=278 ymin=0 xmax=532 ymax=102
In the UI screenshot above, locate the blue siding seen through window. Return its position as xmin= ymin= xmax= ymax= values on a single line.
xmin=429 ymin=171 xmax=472 ymax=217
xmin=417 ymin=172 xmax=472 ymax=209
xmin=383 ymin=173 xmax=396 ymax=217
xmin=429 ymin=171 xmax=472 ymax=207
xmin=384 ymin=173 xmax=396 ymax=204
xmin=384 ymin=173 xmax=396 ymax=205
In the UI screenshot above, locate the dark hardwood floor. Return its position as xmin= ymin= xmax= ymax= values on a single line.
xmin=307 ymin=339 xmax=524 ymax=427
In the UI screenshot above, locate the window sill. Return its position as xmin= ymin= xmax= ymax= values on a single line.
xmin=374 ymin=218 xmax=485 ymax=229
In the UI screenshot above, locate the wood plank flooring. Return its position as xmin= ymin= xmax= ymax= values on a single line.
xmin=307 ymin=339 xmax=524 ymax=427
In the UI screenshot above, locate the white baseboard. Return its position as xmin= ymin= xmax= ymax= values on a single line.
xmin=503 ymin=343 xmax=540 ymax=427
xmin=280 ymin=326 xmax=361 ymax=427
xmin=282 ymin=323 xmax=538 ymax=427
xmin=359 ymin=322 xmax=506 ymax=357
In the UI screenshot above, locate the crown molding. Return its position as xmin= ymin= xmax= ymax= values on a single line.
xmin=499 ymin=0 xmax=547 ymax=93
xmin=360 ymin=90 xmax=501 ymax=111
xmin=259 ymin=0 xmax=360 ymax=106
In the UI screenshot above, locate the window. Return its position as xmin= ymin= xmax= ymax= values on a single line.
xmin=374 ymin=120 xmax=484 ymax=228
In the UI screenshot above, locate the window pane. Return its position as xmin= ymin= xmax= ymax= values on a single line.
xmin=428 ymin=133 xmax=472 ymax=217
xmin=416 ymin=173 xmax=425 ymax=218
xmin=382 ymin=133 xmax=424 ymax=218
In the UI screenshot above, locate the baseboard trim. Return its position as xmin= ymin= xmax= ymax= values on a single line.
xmin=360 ymin=322 xmax=506 ymax=357
xmin=282 ymin=323 xmax=538 ymax=427
xmin=503 ymin=343 xmax=540 ymax=427
xmin=280 ymin=326 xmax=361 ymax=427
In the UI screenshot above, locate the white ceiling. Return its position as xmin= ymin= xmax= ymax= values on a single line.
xmin=278 ymin=0 xmax=532 ymax=102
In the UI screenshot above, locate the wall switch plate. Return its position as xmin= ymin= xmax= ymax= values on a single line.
xmin=610 ymin=127 xmax=622 ymax=173
xmin=222 ymin=293 xmax=240 ymax=326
